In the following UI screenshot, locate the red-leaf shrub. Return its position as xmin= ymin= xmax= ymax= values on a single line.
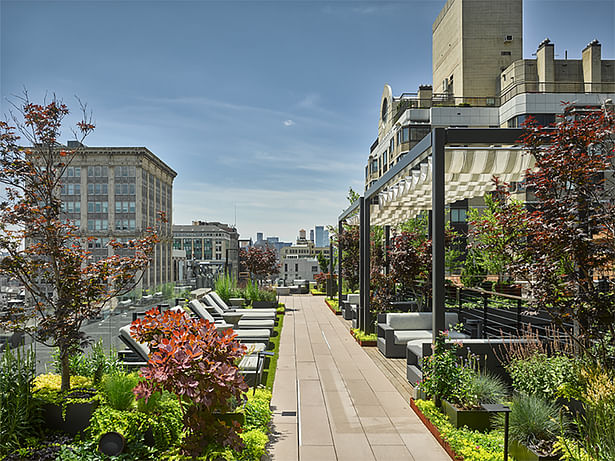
xmin=131 ymin=308 xmax=248 ymax=456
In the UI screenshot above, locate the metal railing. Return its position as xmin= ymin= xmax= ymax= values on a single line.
xmin=500 ymin=80 xmax=615 ymax=105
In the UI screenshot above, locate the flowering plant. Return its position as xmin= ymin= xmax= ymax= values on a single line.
xmin=418 ymin=330 xmax=472 ymax=405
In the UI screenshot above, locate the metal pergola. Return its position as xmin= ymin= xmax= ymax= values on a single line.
xmin=338 ymin=127 xmax=526 ymax=337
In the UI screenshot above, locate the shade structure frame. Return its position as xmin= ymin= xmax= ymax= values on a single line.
xmin=337 ymin=128 xmax=526 ymax=343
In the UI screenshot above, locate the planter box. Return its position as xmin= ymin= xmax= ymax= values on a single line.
xmin=350 ymin=329 xmax=377 ymax=347
xmin=410 ymin=399 xmax=463 ymax=461
xmin=325 ymin=299 xmax=341 ymax=315
xmin=251 ymin=301 xmax=277 ymax=309
xmin=510 ymin=440 xmax=560 ymax=461
xmin=42 ymin=401 xmax=97 ymax=435
xmin=441 ymin=399 xmax=491 ymax=431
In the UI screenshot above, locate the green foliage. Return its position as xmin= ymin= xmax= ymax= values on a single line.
xmin=562 ymin=368 xmax=615 ymax=461
xmin=53 ymin=339 xmax=124 ymax=385
xmin=506 ymin=353 xmax=578 ymax=401
xmin=460 ymin=248 xmax=486 ymax=288
xmin=238 ymin=429 xmax=269 ymax=460
xmin=87 ymin=397 xmax=183 ymax=451
xmin=244 ymin=391 xmax=272 ymax=432
xmin=214 ymin=273 xmax=240 ymax=304
xmin=56 ymin=438 xmax=158 ymax=460
xmin=0 ymin=346 xmax=39 ymax=456
xmin=265 ymin=311 xmax=284 ymax=390
xmin=351 ymin=328 xmax=377 ymax=342
xmin=414 ymin=399 xmax=506 ymax=461
xmin=502 ymin=393 xmax=563 ymax=448
xmin=102 ymin=372 xmax=139 ymax=411
xmin=136 ymin=389 xmax=164 ymax=413
xmin=418 ymin=332 xmax=471 ymax=404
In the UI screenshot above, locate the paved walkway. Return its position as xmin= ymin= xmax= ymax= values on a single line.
xmin=270 ymin=295 xmax=448 ymax=461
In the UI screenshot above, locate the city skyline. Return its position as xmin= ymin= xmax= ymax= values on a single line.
xmin=1 ymin=0 xmax=614 ymax=242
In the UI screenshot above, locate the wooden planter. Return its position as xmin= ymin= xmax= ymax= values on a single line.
xmin=350 ymin=329 xmax=377 ymax=347
xmin=325 ymin=299 xmax=341 ymax=315
xmin=410 ymin=399 xmax=463 ymax=461
xmin=441 ymin=399 xmax=491 ymax=431
xmin=510 ymin=440 xmax=560 ymax=461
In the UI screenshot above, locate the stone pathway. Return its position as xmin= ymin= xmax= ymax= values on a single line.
xmin=269 ymin=295 xmax=448 ymax=461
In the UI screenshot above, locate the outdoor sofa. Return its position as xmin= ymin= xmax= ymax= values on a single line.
xmin=377 ymin=312 xmax=468 ymax=358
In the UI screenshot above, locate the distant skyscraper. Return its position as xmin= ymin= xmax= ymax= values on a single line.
xmin=309 ymin=229 xmax=314 ymax=242
xmin=256 ymin=232 xmax=264 ymax=243
xmin=315 ymin=226 xmax=324 ymax=247
xmin=323 ymin=229 xmax=330 ymax=246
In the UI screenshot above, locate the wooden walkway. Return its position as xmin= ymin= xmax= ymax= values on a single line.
xmin=269 ymin=295 xmax=447 ymax=461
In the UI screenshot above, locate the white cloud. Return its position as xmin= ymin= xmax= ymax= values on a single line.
xmin=283 ymin=119 xmax=295 ymax=127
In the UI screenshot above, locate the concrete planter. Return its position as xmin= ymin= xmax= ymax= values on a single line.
xmin=441 ymin=399 xmax=491 ymax=431
xmin=252 ymin=301 xmax=277 ymax=309
xmin=510 ymin=440 xmax=560 ymax=461
xmin=42 ymin=400 xmax=98 ymax=435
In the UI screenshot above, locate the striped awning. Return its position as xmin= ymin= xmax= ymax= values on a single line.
xmin=370 ymin=147 xmax=534 ymax=226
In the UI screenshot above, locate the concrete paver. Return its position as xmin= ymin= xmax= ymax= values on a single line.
xmin=270 ymin=295 xmax=448 ymax=461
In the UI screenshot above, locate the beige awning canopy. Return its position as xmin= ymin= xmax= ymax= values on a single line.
xmin=369 ymin=146 xmax=534 ymax=226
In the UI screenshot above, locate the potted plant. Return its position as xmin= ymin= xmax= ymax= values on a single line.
xmin=505 ymin=394 xmax=565 ymax=461
xmin=34 ymin=374 xmax=100 ymax=435
xmin=441 ymin=371 xmax=508 ymax=431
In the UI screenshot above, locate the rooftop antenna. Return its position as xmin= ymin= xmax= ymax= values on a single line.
xmin=234 ymin=203 xmax=237 ymax=228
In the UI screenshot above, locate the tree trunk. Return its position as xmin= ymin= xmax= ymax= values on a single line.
xmin=61 ymin=350 xmax=71 ymax=392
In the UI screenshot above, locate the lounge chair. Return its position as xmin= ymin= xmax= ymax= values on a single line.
xmin=209 ymin=292 xmax=277 ymax=315
xmin=204 ymin=294 xmax=276 ymax=320
xmin=198 ymin=297 xmax=275 ymax=332
xmin=187 ymin=300 xmax=271 ymax=343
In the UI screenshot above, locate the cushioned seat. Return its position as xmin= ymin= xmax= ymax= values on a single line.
xmin=209 ymin=292 xmax=277 ymax=315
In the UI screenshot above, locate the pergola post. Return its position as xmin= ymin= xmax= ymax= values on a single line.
xmin=338 ymin=220 xmax=343 ymax=303
xmin=327 ymin=238 xmax=334 ymax=297
xmin=363 ymin=199 xmax=372 ymax=334
xmin=384 ymin=225 xmax=390 ymax=275
xmin=432 ymin=128 xmax=446 ymax=338
xmin=359 ymin=197 xmax=365 ymax=331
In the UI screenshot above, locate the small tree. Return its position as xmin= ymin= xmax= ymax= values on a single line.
xmin=240 ymin=245 xmax=279 ymax=284
xmin=0 ymin=95 xmax=159 ymax=391
xmin=336 ymin=224 xmax=360 ymax=292
xmin=473 ymin=105 xmax=615 ymax=365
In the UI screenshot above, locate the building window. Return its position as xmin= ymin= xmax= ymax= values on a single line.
xmin=451 ymin=208 xmax=467 ymax=223
xmin=312 ymin=266 xmax=318 ymax=272
xmin=401 ymin=127 xmax=410 ymax=143
xmin=295 ymin=263 xmax=298 ymax=272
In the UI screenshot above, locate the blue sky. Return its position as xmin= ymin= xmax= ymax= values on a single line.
xmin=1 ymin=0 xmax=613 ymax=242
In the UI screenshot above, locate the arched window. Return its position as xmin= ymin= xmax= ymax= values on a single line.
xmin=381 ymin=98 xmax=388 ymax=122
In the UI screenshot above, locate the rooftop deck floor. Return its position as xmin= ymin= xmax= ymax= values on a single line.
xmin=269 ymin=295 xmax=448 ymax=461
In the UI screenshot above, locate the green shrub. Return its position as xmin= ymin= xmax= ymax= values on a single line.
xmin=215 ymin=274 xmax=240 ymax=304
xmin=503 ymin=393 xmax=564 ymax=448
xmin=0 ymin=346 xmax=39 ymax=456
xmin=463 ymin=372 xmax=508 ymax=408
xmin=506 ymin=353 xmax=577 ymax=401
xmin=102 ymin=372 xmax=139 ymax=410
xmin=238 ymin=429 xmax=268 ymax=460
xmin=136 ymin=389 xmax=164 ymax=413
xmin=244 ymin=394 xmax=272 ymax=432
xmin=57 ymin=438 xmax=158 ymax=460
